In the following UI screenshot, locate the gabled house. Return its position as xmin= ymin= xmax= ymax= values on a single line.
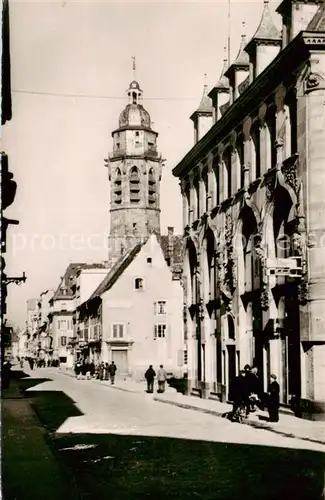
xmin=76 ymin=234 xmax=184 ymax=379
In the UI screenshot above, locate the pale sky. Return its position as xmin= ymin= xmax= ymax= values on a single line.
xmin=4 ymin=0 xmax=281 ymax=328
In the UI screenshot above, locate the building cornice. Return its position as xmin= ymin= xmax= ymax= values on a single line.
xmin=111 ymin=125 xmax=158 ymax=137
xmin=172 ymin=31 xmax=321 ymax=178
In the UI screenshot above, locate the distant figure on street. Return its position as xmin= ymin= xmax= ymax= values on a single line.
xmin=28 ymin=358 xmax=34 ymax=371
xmin=244 ymin=365 xmax=263 ymax=412
xmin=20 ymin=357 xmax=24 ymax=369
xmin=108 ymin=361 xmax=117 ymax=384
xmin=2 ymin=358 xmax=12 ymax=389
xmin=157 ymin=365 xmax=167 ymax=393
xmin=104 ymin=362 xmax=109 ymax=380
xmin=74 ymin=360 xmax=82 ymax=379
xmin=145 ymin=365 xmax=156 ymax=393
xmin=267 ymin=374 xmax=280 ymax=422
xmin=98 ymin=362 xmax=104 ymax=380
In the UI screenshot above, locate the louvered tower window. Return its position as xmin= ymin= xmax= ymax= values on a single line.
xmin=114 ymin=168 xmax=122 ymax=204
xmin=148 ymin=168 xmax=156 ymax=205
xmin=129 ymin=166 xmax=140 ymax=204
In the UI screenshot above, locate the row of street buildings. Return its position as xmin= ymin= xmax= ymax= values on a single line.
xmin=20 ymin=0 xmax=325 ymax=418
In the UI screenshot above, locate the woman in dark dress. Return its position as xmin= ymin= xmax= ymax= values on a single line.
xmin=267 ymin=374 xmax=280 ymax=422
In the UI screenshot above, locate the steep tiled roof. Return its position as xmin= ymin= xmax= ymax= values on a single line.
xmin=190 ymin=84 xmax=213 ymax=121
xmin=158 ymin=235 xmax=184 ymax=264
xmin=209 ymin=59 xmax=230 ymax=94
xmin=251 ymin=1 xmax=281 ymax=41
xmin=52 ymin=262 xmax=108 ymax=300
xmin=232 ymin=35 xmax=249 ymax=67
xmin=307 ymin=2 xmax=325 ymax=31
xmin=88 ymin=244 xmax=143 ymax=300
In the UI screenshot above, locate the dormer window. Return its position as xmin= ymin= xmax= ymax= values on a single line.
xmin=135 ymin=278 xmax=144 ymax=290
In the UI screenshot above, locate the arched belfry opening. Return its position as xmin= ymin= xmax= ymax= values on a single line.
xmin=129 ymin=166 xmax=140 ymax=205
xmin=113 ymin=167 xmax=122 ymax=205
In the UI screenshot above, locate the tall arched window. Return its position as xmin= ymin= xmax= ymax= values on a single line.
xmin=193 ymin=174 xmax=200 ymax=220
xmin=241 ymin=209 xmax=258 ymax=292
xmin=212 ymin=156 xmax=220 ymax=206
xmin=148 ymin=168 xmax=156 ymax=205
xmin=113 ymin=167 xmax=122 ymax=204
xmin=236 ymin=134 xmax=244 ymax=190
xmin=202 ymin=166 xmax=208 ymax=212
xmin=224 ymin=146 xmax=232 ymax=199
xmin=273 ymin=187 xmax=293 ymax=259
xmin=129 ymin=166 xmax=140 ymax=204
xmin=206 ymin=228 xmax=217 ymax=300
xmin=266 ymin=106 xmax=277 ymax=169
xmin=251 ymin=121 xmax=261 ymax=180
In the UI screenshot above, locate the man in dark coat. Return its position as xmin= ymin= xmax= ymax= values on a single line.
xmin=108 ymin=361 xmax=117 ymax=384
xmin=230 ymin=370 xmax=248 ymax=417
xmin=267 ymin=374 xmax=280 ymax=422
xmin=245 ymin=365 xmax=263 ymax=412
xmin=145 ymin=365 xmax=156 ymax=393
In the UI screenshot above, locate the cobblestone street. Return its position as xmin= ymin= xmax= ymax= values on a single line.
xmin=4 ymin=368 xmax=324 ymax=500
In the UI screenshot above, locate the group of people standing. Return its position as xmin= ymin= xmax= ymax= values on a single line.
xmin=74 ymin=359 xmax=117 ymax=384
xmin=230 ymin=365 xmax=280 ymax=423
xmin=144 ymin=364 xmax=168 ymax=393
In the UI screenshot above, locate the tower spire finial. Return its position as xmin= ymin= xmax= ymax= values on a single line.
xmin=223 ymin=45 xmax=228 ymax=63
xmin=132 ymin=55 xmax=137 ymax=80
xmin=204 ymin=73 xmax=208 ymax=90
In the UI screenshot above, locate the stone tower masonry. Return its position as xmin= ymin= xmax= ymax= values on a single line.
xmin=105 ymin=78 xmax=164 ymax=265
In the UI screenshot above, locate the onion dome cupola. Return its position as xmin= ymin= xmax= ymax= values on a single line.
xmin=245 ymin=1 xmax=281 ymax=80
xmin=208 ymin=48 xmax=230 ymax=123
xmin=190 ymin=76 xmax=213 ymax=144
xmin=225 ymin=25 xmax=249 ymax=103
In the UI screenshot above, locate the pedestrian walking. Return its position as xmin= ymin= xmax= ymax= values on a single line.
xmin=74 ymin=360 xmax=82 ymax=379
xmin=98 ymin=362 xmax=104 ymax=380
xmin=108 ymin=361 xmax=117 ymax=384
xmin=28 ymin=358 xmax=34 ymax=370
xmin=157 ymin=364 xmax=167 ymax=393
xmin=145 ymin=365 xmax=156 ymax=393
xmin=267 ymin=374 xmax=280 ymax=422
xmin=2 ymin=358 xmax=12 ymax=389
xmin=20 ymin=357 xmax=24 ymax=369
xmin=229 ymin=370 xmax=249 ymax=420
xmin=244 ymin=365 xmax=263 ymax=412
xmin=104 ymin=362 xmax=109 ymax=380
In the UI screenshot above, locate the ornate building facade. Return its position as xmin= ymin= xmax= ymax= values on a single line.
xmin=173 ymin=0 xmax=325 ymax=418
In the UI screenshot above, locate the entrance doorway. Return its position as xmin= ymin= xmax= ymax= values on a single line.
xmin=111 ymin=350 xmax=128 ymax=374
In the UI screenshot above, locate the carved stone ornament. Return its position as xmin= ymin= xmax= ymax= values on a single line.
xmin=297 ymin=280 xmax=308 ymax=306
xmin=260 ymin=289 xmax=269 ymax=311
xmin=282 ymin=161 xmax=297 ymax=193
xmin=306 ymin=73 xmax=321 ymax=90
xmin=265 ymin=175 xmax=276 ymax=201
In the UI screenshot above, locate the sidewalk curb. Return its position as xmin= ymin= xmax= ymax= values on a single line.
xmin=153 ymin=396 xmax=325 ymax=447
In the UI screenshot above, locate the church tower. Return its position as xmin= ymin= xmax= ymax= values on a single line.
xmin=106 ymin=67 xmax=163 ymax=264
